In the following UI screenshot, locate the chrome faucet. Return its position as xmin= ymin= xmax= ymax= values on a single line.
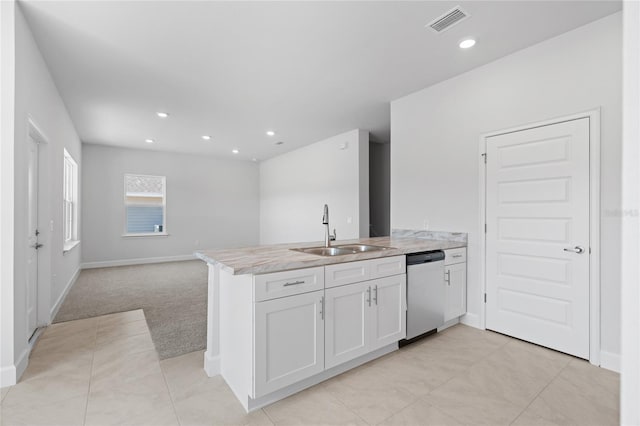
xmin=322 ymin=204 xmax=336 ymax=248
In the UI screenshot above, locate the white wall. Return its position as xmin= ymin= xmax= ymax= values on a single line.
xmin=81 ymin=144 xmax=259 ymax=265
xmin=621 ymin=1 xmax=639 ymax=423
xmin=0 ymin=0 xmax=17 ymax=387
xmin=259 ymin=129 xmax=369 ymax=245
xmin=391 ymin=14 xmax=622 ymax=360
xmin=4 ymin=4 xmax=84 ymax=385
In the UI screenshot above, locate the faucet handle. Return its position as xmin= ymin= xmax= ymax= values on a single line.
xmin=330 ymin=229 xmax=337 ymax=241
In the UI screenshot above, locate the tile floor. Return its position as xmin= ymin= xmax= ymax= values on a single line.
xmin=0 ymin=310 xmax=619 ymax=426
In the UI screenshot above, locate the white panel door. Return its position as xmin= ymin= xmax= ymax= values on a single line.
xmin=486 ymin=117 xmax=590 ymax=359
xmin=253 ymin=290 xmax=324 ymax=398
xmin=370 ymin=274 xmax=406 ymax=350
xmin=325 ymin=281 xmax=371 ymax=369
xmin=27 ymin=136 xmax=40 ymax=339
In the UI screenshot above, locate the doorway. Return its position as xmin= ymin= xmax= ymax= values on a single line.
xmin=26 ymin=129 xmax=40 ymax=340
xmin=26 ymin=118 xmax=49 ymax=341
xmin=480 ymin=110 xmax=600 ymax=363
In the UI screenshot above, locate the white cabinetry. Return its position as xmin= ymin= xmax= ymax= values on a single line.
xmin=325 ymin=274 xmax=406 ymax=369
xmin=371 ymin=274 xmax=406 ymax=348
xmin=444 ymin=248 xmax=467 ymax=322
xmin=325 ymin=256 xmax=406 ymax=288
xmin=324 ymin=281 xmax=370 ymax=368
xmin=223 ymin=255 xmax=407 ymax=410
xmin=254 ymin=290 xmax=324 ymax=398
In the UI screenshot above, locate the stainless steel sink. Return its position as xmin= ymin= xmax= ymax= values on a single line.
xmin=335 ymin=244 xmax=393 ymax=253
xmin=292 ymin=244 xmax=394 ymax=257
xmin=293 ymin=246 xmax=356 ymax=256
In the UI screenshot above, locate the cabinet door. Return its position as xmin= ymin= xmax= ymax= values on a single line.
xmin=325 ymin=281 xmax=371 ymax=369
xmin=370 ymin=274 xmax=406 ymax=350
xmin=444 ymin=263 xmax=467 ymax=322
xmin=254 ymin=290 xmax=324 ymax=398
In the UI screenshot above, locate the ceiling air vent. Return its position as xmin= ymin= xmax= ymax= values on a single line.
xmin=427 ymin=6 xmax=469 ymax=33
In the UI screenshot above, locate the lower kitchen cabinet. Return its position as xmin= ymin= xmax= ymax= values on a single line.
xmin=444 ymin=262 xmax=467 ymax=322
xmin=324 ymin=281 xmax=370 ymax=369
xmin=325 ymin=274 xmax=406 ymax=369
xmin=371 ymin=274 xmax=407 ymax=348
xmin=253 ymin=289 xmax=325 ymax=398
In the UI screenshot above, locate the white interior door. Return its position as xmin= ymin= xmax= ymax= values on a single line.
xmin=27 ymin=136 xmax=40 ymax=340
xmin=485 ymin=117 xmax=590 ymax=359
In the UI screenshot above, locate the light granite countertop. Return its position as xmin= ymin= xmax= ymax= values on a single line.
xmin=195 ymin=236 xmax=466 ymax=275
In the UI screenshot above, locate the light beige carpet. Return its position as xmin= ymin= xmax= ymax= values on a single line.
xmin=54 ymin=260 xmax=208 ymax=359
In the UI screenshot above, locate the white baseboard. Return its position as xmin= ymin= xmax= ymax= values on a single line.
xmin=0 ymin=364 xmax=16 ymax=388
xmin=460 ymin=312 xmax=482 ymax=329
xmin=50 ymin=267 xmax=80 ymax=320
xmin=82 ymin=254 xmax=196 ymax=269
xmin=204 ymin=350 xmax=221 ymax=377
xmin=600 ymin=350 xmax=621 ymax=373
xmin=438 ymin=317 xmax=460 ymax=332
xmin=15 ymin=347 xmax=29 ymax=381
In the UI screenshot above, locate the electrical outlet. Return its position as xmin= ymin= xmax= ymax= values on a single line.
xmin=346 ymin=216 xmax=352 ymax=224
xmin=423 ymin=218 xmax=429 ymax=230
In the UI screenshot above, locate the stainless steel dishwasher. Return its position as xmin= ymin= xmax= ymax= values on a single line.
xmin=403 ymin=250 xmax=446 ymax=342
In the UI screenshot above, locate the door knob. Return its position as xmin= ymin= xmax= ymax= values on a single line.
xmin=563 ymin=246 xmax=584 ymax=254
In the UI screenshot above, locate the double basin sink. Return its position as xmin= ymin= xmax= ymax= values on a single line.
xmin=292 ymin=244 xmax=394 ymax=257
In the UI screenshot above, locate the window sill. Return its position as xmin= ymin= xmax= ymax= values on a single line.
xmin=121 ymin=232 xmax=170 ymax=238
xmin=63 ymin=240 xmax=80 ymax=254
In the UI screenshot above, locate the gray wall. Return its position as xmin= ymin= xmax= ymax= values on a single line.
xmin=391 ymin=13 xmax=622 ymax=359
xmin=81 ymin=144 xmax=259 ymax=265
xmin=369 ymin=142 xmax=390 ymax=237
xmin=9 ymin=4 xmax=83 ymax=380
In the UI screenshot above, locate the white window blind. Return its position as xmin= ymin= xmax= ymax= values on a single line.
xmin=124 ymin=174 xmax=166 ymax=235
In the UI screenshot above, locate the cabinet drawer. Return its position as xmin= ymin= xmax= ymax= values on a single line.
xmin=254 ymin=267 xmax=324 ymax=302
xmin=325 ymin=260 xmax=371 ymax=288
xmin=444 ymin=248 xmax=466 ymax=265
xmin=369 ymin=256 xmax=406 ymax=280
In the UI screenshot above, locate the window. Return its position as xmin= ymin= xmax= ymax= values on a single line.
xmin=124 ymin=174 xmax=166 ymax=235
xmin=63 ymin=149 xmax=79 ymax=252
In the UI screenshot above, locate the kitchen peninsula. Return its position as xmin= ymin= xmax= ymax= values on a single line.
xmin=196 ymin=233 xmax=467 ymax=411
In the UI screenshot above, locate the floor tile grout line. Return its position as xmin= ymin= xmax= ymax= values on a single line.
xmin=1 ymin=385 xmax=12 ymax=404
xmin=82 ymin=323 xmax=99 ymax=426
xmin=261 ymin=407 xmax=276 ymax=425
xmin=374 ymin=395 xmax=421 ymax=425
xmin=508 ymin=357 xmax=572 ymax=425
xmin=158 ymin=356 xmax=182 ymax=426
xmin=317 ymin=384 xmax=373 ymax=425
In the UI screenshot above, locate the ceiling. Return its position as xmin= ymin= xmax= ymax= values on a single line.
xmin=20 ymin=1 xmax=621 ymax=161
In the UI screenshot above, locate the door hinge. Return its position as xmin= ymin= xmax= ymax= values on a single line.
xmin=484 ymin=223 xmax=487 ymax=233
xmin=484 ymin=293 xmax=487 ymax=303
xmin=481 ymin=153 xmax=487 ymax=164
xmin=35 ymin=229 xmax=40 ymax=236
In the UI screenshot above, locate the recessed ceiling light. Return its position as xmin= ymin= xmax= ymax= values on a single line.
xmin=232 ymin=149 xmax=239 ymax=154
xmin=459 ymin=38 xmax=476 ymax=49
xmin=156 ymin=112 xmax=169 ymax=118
xmin=252 ymin=158 xmax=258 ymax=162
xmin=202 ymin=135 xmax=211 ymax=140
xmin=145 ymin=138 xmax=155 ymax=144
xmin=266 ymin=130 xmax=276 ymax=137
